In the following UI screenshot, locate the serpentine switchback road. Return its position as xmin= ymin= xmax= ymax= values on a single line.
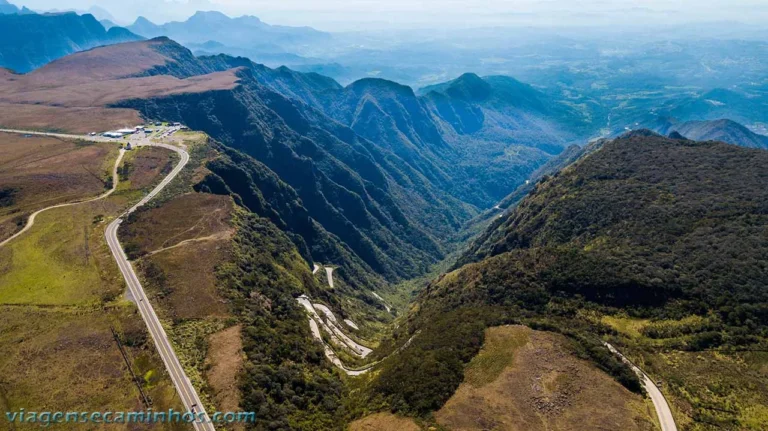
xmin=0 ymin=129 xmax=215 ymax=430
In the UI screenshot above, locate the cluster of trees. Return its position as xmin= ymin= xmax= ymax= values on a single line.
xmin=0 ymin=187 xmax=16 ymax=207
xmin=216 ymin=212 xmax=346 ymax=430
xmin=116 ymin=161 xmax=133 ymax=182
xmin=468 ymin=135 xmax=768 ymax=342
xmin=367 ymin=134 xmax=768 ymax=416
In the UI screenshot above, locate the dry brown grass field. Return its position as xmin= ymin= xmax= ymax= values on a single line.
xmin=120 ymin=146 xmax=178 ymax=190
xmin=435 ymin=325 xmax=659 ymax=431
xmin=0 ymin=39 xmax=239 ymax=133
xmin=0 ymin=306 xmax=187 ymax=431
xmin=118 ymin=191 xmax=239 ymax=414
xmin=120 ymin=193 xmax=234 ymax=254
xmin=348 ymin=413 xmax=422 ymax=431
xmin=0 ymin=143 xmax=185 ymax=430
xmin=122 ymin=193 xmax=234 ymax=320
xmin=0 ymin=103 xmax=143 ymax=134
xmin=205 ymin=325 xmax=245 ymax=430
xmin=0 ymin=132 xmax=117 ymax=241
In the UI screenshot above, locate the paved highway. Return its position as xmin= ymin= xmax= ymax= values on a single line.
xmin=605 ymin=342 xmax=677 ymax=431
xmin=1 ymin=128 xmax=215 ymax=430
xmin=105 ymin=140 xmax=216 ymax=431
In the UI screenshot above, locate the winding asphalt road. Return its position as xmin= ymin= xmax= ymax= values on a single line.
xmin=1 ymin=129 xmax=214 ymax=430
xmin=605 ymin=342 xmax=677 ymax=431
xmin=3 ymin=128 xmax=676 ymax=430
xmin=325 ymin=266 xmax=335 ymax=288
xmin=105 ymin=141 xmax=216 ymax=431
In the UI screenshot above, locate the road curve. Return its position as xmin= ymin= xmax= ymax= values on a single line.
xmin=2 ymin=128 xmax=216 ymax=428
xmin=105 ymin=143 xmax=216 ymax=431
xmin=0 ymin=141 xmax=125 ymax=248
xmin=325 ymin=266 xmax=335 ymax=288
xmin=297 ymin=295 xmax=375 ymax=376
xmin=605 ymin=342 xmax=677 ymax=431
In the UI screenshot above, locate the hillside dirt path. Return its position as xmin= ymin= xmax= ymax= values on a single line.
xmin=0 ymin=147 xmax=125 ymax=248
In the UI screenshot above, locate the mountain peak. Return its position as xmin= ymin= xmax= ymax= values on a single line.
xmin=668 ymin=131 xmax=688 ymax=140
xmin=445 ymin=72 xmax=492 ymax=102
xmin=0 ymin=0 xmax=20 ymax=14
xmin=133 ymin=16 xmax=155 ymax=26
xmin=348 ymin=78 xmax=415 ymax=97
xmin=456 ymin=72 xmax=483 ymax=82
xmin=666 ymin=118 xmax=768 ymax=149
xmin=188 ymin=10 xmax=230 ymax=23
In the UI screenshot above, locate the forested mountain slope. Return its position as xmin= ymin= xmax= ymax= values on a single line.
xmin=111 ymin=38 xmax=599 ymax=289
xmin=367 ymin=131 xmax=768 ymax=428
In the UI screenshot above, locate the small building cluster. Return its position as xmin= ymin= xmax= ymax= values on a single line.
xmin=99 ymin=122 xmax=187 ymax=139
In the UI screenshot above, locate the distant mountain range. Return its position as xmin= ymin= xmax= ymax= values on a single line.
xmin=0 ymin=0 xmax=32 ymax=15
xmin=126 ymin=11 xmax=330 ymax=55
xmin=654 ymin=117 xmax=768 ymax=149
xmin=0 ymin=11 xmax=141 ymax=73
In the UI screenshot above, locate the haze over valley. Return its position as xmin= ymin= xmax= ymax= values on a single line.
xmin=1 ymin=1 xmax=767 ymax=430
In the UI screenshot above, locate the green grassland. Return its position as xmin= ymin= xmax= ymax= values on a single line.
xmin=0 ymin=306 xmax=185 ymax=431
xmin=0 ymin=200 xmax=122 ymax=305
xmin=0 ymin=141 xmax=185 ymax=429
xmin=0 ymin=146 xmax=176 ymax=305
xmin=603 ymin=315 xmax=768 ymax=430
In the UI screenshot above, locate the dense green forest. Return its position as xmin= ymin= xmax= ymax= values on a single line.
xmin=362 ymin=132 xmax=768 ymax=424
xmin=218 ymin=211 xmax=347 ymax=430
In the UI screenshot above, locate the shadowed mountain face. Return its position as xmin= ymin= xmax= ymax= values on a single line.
xmin=103 ymin=40 xmax=471 ymax=290
xmin=0 ymin=36 xmax=596 ymax=296
xmin=311 ymin=73 xmax=595 ymax=207
xmin=655 ymin=117 xmax=768 ymax=149
xmin=101 ymin=39 xmax=598 ymax=290
xmin=0 ymin=12 xmax=141 ymax=73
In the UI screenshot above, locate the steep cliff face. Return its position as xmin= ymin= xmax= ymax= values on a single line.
xmin=107 ymin=39 xmax=605 ymax=293
xmin=117 ymin=66 xmax=474 ymax=286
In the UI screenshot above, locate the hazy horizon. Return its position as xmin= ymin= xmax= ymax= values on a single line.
xmin=12 ymin=0 xmax=768 ymax=32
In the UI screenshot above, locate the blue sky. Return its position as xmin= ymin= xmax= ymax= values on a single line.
xmin=13 ymin=0 xmax=768 ymax=31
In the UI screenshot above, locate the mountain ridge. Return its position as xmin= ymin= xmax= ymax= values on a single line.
xmin=126 ymin=11 xmax=330 ymax=55
xmin=655 ymin=117 xmax=768 ymax=149
xmin=0 ymin=11 xmax=142 ymax=73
